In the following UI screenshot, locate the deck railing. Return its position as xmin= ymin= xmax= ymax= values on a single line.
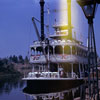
xmin=30 ymin=54 xmax=88 ymax=63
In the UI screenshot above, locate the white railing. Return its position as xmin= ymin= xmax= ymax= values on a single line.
xmin=30 ymin=54 xmax=88 ymax=63
xmin=25 ymin=72 xmax=59 ymax=78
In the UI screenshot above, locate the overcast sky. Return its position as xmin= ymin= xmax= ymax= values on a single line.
xmin=0 ymin=0 xmax=100 ymax=58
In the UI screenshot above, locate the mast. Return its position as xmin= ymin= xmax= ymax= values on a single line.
xmin=40 ymin=0 xmax=45 ymax=41
xmin=67 ymin=0 xmax=72 ymax=39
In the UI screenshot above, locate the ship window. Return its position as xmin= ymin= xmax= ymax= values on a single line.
xmin=83 ymin=51 xmax=85 ymax=57
xmin=81 ymin=50 xmax=84 ymax=57
xmin=55 ymin=45 xmax=63 ymax=54
xmin=31 ymin=48 xmax=35 ymax=55
xmin=31 ymin=49 xmax=35 ymax=55
xmin=64 ymin=46 xmax=71 ymax=54
xmin=77 ymin=48 xmax=81 ymax=56
xmin=36 ymin=47 xmax=43 ymax=51
xmin=79 ymin=49 xmax=82 ymax=56
xmin=85 ymin=51 xmax=87 ymax=57
xmin=31 ymin=47 xmax=35 ymax=50
xmin=81 ymin=49 xmax=83 ymax=56
xmin=72 ymin=46 xmax=76 ymax=55
xmin=79 ymin=49 xmax=85 ymax=57
xmin=45 ymin=45 xmax=53 ymax=54
xmin=36 ymin=47 xmax=43 ymax=55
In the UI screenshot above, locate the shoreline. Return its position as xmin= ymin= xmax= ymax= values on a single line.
xmin=0 ymin=73 xmax=22 ymax=79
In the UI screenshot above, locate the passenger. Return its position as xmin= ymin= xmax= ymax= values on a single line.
xmin=60 ymin=70 xmax=66 ymax=78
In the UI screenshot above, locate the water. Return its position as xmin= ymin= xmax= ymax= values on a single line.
xmin=0 ymin=76 xmax=26 ymax=100
xmin=0 ymin=76 xmax=86 ymax=100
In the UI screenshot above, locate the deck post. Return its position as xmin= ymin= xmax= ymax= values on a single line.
xmin=82 ymin=63 xmax=84 ymax=77
xmin=53 ymin=46 xmax=55 ymax=55
xmin=32 ymin=65 xmax=34 ymax=72
xmin=79 ymin=63 xmax=81 ymax=78
xmin=39 ymin=65 xmax=40 ymax=73
xmin=70 ymin=46 xmax=72 ymax=55
xmin=34 ymin=47 xmax=36 ymax=56
xmin=62 ymin=46 xmax=64 ymax=56
xmin=58 ymin=63 xmax=60 ymax=78
xmin=42 ymin=64 xmax=44 ymax=71
xmin=71 ymin=63 xmax=73 ymax=78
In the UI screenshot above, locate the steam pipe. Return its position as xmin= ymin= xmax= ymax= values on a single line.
xmin=40 ymin=0 xmax=45 ymax=41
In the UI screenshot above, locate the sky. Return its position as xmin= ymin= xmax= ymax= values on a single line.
xmin=0 ymin=0 xmax=100 ymax=58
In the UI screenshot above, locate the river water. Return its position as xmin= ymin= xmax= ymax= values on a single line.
xmin=0 ymin=76 xmax=86 ymax=100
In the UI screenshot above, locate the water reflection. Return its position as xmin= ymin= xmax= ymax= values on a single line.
xmin=0 ymin=75 xmax=25 ymax=95
xmin=23 ymin=84 xmax=86 ymax=100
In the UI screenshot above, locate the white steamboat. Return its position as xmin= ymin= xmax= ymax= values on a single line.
xmin=23 ymin=0 xmax=88 ymax=93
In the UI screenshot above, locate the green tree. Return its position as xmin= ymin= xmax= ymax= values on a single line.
xmin=18 ymin=55 xmax=24 ymax=64
xmin=24 ymin=56 xmax=29 ymax=63
xmin=12 ymin=55 xmax=18 ymax=63
xmin=9 ymin=56 xmax=13 ymax=62
xmin=0 ymin=59 xmax=4 ymax=67
xmin=2 ymin=58 xmax=8 ymax=65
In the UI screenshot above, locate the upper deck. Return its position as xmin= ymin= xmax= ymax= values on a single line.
xmin=30 ymin=39 xmax=88 ymax=64
xmin=49 ymin=24 xmax=73 ymax=39
xmin=29 ymin=24 xmax=88 ymax=64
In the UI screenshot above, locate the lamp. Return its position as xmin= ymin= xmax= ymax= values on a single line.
xmin=77 ymin=0 xmax=100 ymax=23
xmin=77 ymin=0 xmax=100 ymax=99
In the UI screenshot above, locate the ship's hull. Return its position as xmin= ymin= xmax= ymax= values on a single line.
xmin=23 ymin=78 xmax=84 ymax=94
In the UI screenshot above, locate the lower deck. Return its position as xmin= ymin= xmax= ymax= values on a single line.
xmin=23 ymin=77 xmax=83 ymax=80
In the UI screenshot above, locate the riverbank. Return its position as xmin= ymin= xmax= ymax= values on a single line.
xmin=0 ymin=73 xmax=22 ymax=81
xmin=0 ymin=73 xmax=21 ymax=77
xmin=0 ymin=55 xmax=31 ymax=76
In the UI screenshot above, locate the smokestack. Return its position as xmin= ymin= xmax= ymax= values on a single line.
xmin=40 ymin=0 xmax=45 ymax=41
xmin=67 ymin=0 xmax=72 ymax=39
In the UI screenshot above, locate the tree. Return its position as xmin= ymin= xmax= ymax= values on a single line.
xmin=18 ymin=55 xmax=24 ymax=64
xmin=24 ymin=56 xmax=29 ymax=63
xmin=2 ymin=58 xmax=8 ymax=65
xmin=9 ymin=56 xmax=13 ymax=62
xmin=0 ymin=59 xmax=4 ymax=67
xmin=12 ymin=55 xmax=18 ymax=63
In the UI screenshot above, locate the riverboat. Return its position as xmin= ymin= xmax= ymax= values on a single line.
xmin=23 ymin=0 xmax=88 ymax=92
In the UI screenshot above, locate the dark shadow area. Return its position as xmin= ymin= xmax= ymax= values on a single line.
xmin=0 ymin=75 xmax=25 ymax=95
xmin=23 ymin=84 xmax=86 ymax=100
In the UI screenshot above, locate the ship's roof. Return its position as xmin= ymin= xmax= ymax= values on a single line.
xmin=53 ymin=24 xmax=73 ymax=30
xmin=49 ymin=34 xmax=74 ymax=40
xmin=49 ymin=34 xmax=82 ymax=43
xmin=30 ymin=39 xmax=87 ymax=51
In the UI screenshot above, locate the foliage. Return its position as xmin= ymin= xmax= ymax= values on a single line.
xmin=0 ymin=55 xmax=29 ymax=75
xmin=24 ymin=56 xmax=29 ymax=63
xmin=18 ymin=55 xmax=24 ymax=64
xmin=9 ymin=55 xmax=18 ymax=63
